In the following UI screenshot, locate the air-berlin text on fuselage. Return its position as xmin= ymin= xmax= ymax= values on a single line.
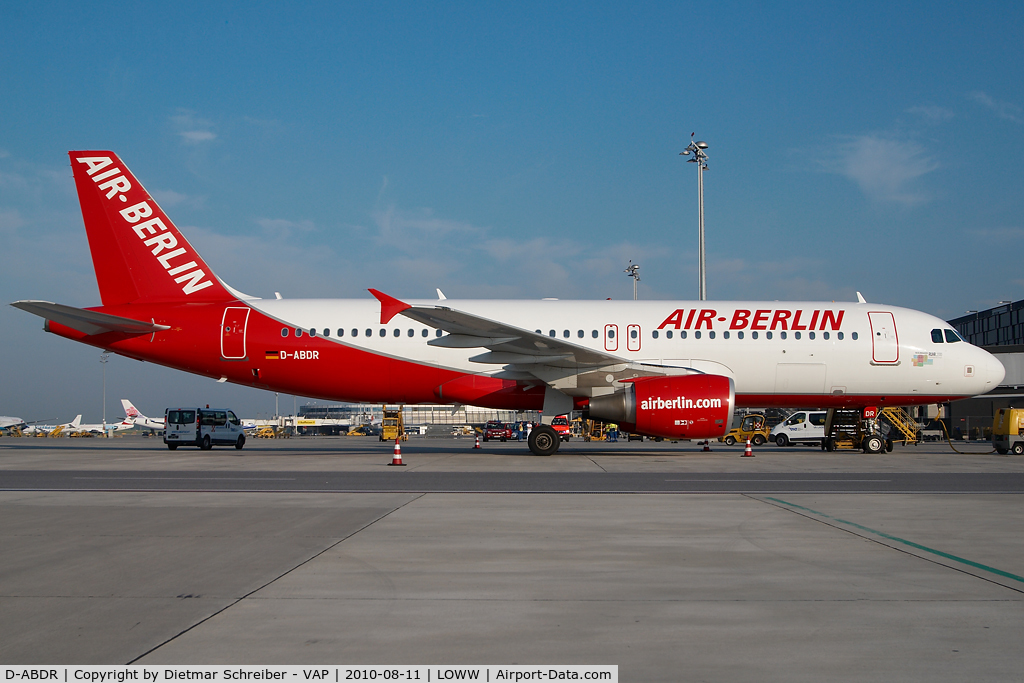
xmin=640 ymin=396 xmax=722 ymax=411
xmin=75 ymin=156 xmax=214 ymax=296
xmin=657 ymin=308 xmax=844 ymax=331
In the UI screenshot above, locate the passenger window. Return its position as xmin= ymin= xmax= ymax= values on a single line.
xmin=737 ymin=331 xmax=744 ymax=339
xmin=201 ymin=412 xmax=216 ymax=426
xmin=608 ymin=330 xmax=615 ymax=339
xmin=380 ymin=329 xmax=386 ymax=337
xmin=652 ymin=330 xmax=659 ymax=339
xmin=852 ymin=332 xmax=858 ymax=340
xmin=823 ymin=332 xmax=830 ymax=340
xmin=281 ymin=328 xmax=289 ymax=337
xmin=578 ymin=330 xmax=584 ymax=338
xmin=591 ymin=330 xmax=598 ymax=338
xmin=695 ymin=331 xmax=702 ymax=339
xmin=794 ymin=331 xmax=801 ymax=340
xmin=766 ymin=331 xmax=773 ymax=340
xmin=323 ymin=328 xmax=330 ymax=337
xmin=809 ymin=331 xmax=815 ymax=340
xmin=751 ymin=331 xmax=757 ymax=339
xmin=630 ymin=329 xmax=638 ymax=339
xmin=213 ymin=411 xmax=227 ymax=427
xmin=365 ymin=329 xmax=372 ymax=337
xmin=422 ymin=329 xmax=428 ymax=337
xmin=787 ymin=414 xmax=805 ymax=425
xmin=666 ymin=330 xmax=673 ymax=339
xmin=931 ymin=329 xmax=944 ymax=343
xmin=944 ymin=329 xmax=961 ymax=343
xmin=780 ymin=331 xmax=787 ymax=340
xmin=295 ymin=329 xmax=303 ymax=337
xmin=563 ymin=330 xmax=570 ymax=338
xmin=549 ymin=330 xmax=556 ymax=337
xmin=309 ymin=328 xmax=316 ymax=337
xmin=723 ymin=331 xmax=729 ymax=339
xmin=352 ymin=329 xmax=358 ymax=337
xmin=680 ymin=330 xmax=687 ymax=339
xmin=337 ymin=329 xmax=344 ymax=337
xmin=837 ymin=332 xmax=844 ymax=340
xmin=709 ymin=331 xmax=716 ymax=339
xmin=436 ymin=330 xmax=443 ymax=337
xmin=408 ymin=329 xmax=414 ymax=337
xmin=393 ymin=328 xmax=400 ymax=337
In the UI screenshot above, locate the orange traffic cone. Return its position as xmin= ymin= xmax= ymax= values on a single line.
xmin=474 ymin=435 xmax=481 ymax=449
xmin=742 ymin=438 xmax=754 ymax=457
xmin=389 ymin=437 xmax=406 ymax=466
xmin=702 ymin=440 xmax=712 ymax=452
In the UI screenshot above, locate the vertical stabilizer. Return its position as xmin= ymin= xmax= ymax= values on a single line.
xmin=69 ymin=151 xmax=234 ymax=305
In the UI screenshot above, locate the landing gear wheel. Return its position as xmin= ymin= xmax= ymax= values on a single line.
xmin=776 ymin=434 xmax=789 ymax=447
xmin=235 ymin=435 xmax=245 ymax=450
xmin=1012 ymin=443 xmax=1024 ymax=455
xmin=528 ymin=425 xmax=560 ymax=456
xmin=996 ymin=447 xmax=1008 ymax=455
xmin=752 ymin=434 xmax=766 ymax=446
xmin=863 ymin=435 xmax=884 ymax=454
xmin=167 ymin=443 xmax=177 ymax=450
xmin=724 ymin=436 xmax=736 ymax=446
xmin=201 ymin=435 xmax=212 ymax=451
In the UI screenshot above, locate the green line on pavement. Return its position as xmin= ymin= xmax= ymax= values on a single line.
xmin=765 ymin=497 xmax=1024 ymax=584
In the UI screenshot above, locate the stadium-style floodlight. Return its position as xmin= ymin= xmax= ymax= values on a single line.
xmin=681 ymin=133 xmax=709 ymax=300
xmin=624 ymin=261 xmax=641 ymax=300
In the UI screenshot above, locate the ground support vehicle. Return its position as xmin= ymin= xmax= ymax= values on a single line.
xmin=483 ymin=420 xmax=512 ymax=442
xmin=720 ymin=413 xmax=770 ymax=446
xmin=992 ymin=408 xmax=1024 ymax=455
xmin=380 ymin=406 xmax=407 ymax=442
xmin=822 ymin=407 xmax=892 ymax=453
xmin=771 ymin=411 xmax=827 ymax=447
xmin=551 ymin=416 xmax=571 ymax=441
xmin=164 ymin=407 xmax=246 ymax=450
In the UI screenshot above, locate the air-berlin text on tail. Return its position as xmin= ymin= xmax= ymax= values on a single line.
xmin=640 ymin=396 xmax=722 ymax=411
xmin=75 ymin=156 xmax=214 ymax=296
xmin=657 ymin=308 xmax=844 ymax=331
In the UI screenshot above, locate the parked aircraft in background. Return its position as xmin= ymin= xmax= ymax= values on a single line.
xmin=121 ymin=399 xmax=165 ymax=430
xmin=11 ymin=151 xmax=1006 ymax=455
xmin=1 ymin=416 xmax=27 ymax=431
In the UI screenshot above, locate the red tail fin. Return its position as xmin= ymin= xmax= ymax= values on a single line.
xmin=70 ymin=151 xmax=234 ymax=305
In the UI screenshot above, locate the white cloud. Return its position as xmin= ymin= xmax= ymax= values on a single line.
xmin=256 ymin=217 xmax=315 ymax=236
xmin=823 ymin=135 xmax=939 ymax=205
xmin=170 ymin=110 xmax=217 ymax=144
xmin=905 ymin=105 xmax=954 ymax=123
xmin=970 ymin=91 xmax=1023 ymax=124
xmin=150 ymin=188 xmax=204 ymax=209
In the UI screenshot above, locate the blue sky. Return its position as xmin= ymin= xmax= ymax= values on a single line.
xmin=2 ymin=2 xmax=1023 ymax=421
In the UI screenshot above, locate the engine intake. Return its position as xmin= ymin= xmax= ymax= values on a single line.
xmin=589 ymin=374 xmax=735 ymax=440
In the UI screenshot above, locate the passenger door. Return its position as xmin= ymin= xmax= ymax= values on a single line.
xmin=221 ymin=307 xmax=250 ymax=360
xmin=868 ymin=312 xmax=899 ymax=364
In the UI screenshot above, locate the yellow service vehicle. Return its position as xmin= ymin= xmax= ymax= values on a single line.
xmin=380 ymin=406 xmax=407 ymax=442
xmin=992 ymin=408 xmax=1024 ymax=455
xmin=719 ymin=413 xmax=770 ymax=446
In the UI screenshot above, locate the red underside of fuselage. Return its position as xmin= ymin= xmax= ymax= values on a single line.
xmin=47 ymin=302 xmax=966 ymax=411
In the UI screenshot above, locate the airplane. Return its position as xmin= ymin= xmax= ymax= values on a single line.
xmin=10 ymin=151 xmax=1006 ymax=455
xmin=1 ymin=416 xmax=27 ymax=431
xmin=121 ymin=399 xmax=166 ymax=430
xmin=65 ymin=414 xmax=134 ymax=436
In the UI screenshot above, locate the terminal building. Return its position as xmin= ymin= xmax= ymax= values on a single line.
xmin=948 ymin=300 xmax=1024 ymax=439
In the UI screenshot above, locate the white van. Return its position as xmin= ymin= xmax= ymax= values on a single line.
xmin=771 ymin=410 xmax=827 ymax=447
xmin=164 ymin=407 xmax=246 ymax=451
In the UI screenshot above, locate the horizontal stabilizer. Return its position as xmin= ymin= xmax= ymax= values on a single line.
xmin=11 ymin=300 xmax=171 ymax=336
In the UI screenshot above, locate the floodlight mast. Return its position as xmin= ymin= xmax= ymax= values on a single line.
xmin=681 ymin=134 xmax=709 ymax=300
xmin=624 ymin=261 xmax=641 ymax=300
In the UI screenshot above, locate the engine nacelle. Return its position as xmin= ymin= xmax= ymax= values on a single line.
xmin=588 ymin=374 xmax=735 ymax=440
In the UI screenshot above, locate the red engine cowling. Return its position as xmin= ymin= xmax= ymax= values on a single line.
xmin=588 ymin=374 xmax=735 ymax=440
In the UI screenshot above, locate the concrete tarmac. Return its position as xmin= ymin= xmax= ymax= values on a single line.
xmin=1 ymin=436 xmax=1022 ymax=681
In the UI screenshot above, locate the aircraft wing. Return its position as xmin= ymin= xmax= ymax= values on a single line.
xmin=11 ymin=301 xmax=171 ymax=336
xmin=369 ymin=290 xmax=691 ymax=384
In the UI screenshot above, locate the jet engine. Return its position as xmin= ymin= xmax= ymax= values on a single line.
xmin=588 ymin=374 xmax=735 ymax=440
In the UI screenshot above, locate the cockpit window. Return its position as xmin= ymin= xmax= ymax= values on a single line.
xmin=931 ymin=329 xmax=944 ymax=344
xmin=944 ymin=329 xmax=962 ymax=343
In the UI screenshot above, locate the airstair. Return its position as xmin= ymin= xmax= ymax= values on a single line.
xmin=880 ymin=407 xmax=920 ymax=444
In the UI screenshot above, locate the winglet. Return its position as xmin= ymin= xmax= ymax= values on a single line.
xmin=368 ymin=289 xmax=412 ymax=324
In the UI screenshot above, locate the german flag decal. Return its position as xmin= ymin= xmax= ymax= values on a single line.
xmin=265 ymin=350 xmax=281 ymax=360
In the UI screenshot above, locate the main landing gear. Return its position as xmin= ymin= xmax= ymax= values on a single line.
xmin=528 ymin=424 xmax=560 ymax=456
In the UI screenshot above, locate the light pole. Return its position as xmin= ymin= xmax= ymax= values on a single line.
xmin=624 ymin=261 xmax=640 ymax=300
xmin=100 ymin=352 xmax=109 ymax=437
xmin=681 ymin=134 xmax=709 ymax=301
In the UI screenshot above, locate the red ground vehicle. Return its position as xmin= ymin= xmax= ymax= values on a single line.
xmin=551 ymin=416 xmax=571 ymax=441
xmin=483 ymin=420 xmax=512 ymax=442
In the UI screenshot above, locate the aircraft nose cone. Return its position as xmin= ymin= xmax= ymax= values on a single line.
xmin=983 ymin=352 xmax=1006 ymax=389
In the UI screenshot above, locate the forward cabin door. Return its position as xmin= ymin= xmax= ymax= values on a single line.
xmin=221 ymin=307 xmax=250 ymax=360
xmin=868 ymin=311 xmax=899 ymax=364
